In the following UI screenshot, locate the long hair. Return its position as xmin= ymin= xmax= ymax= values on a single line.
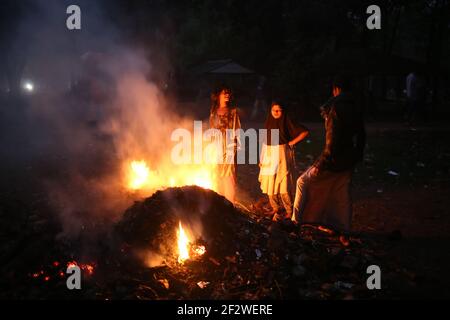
xmin=210 ymin=85 xmax=233 ymax=114
xmin=264 ymin=100 xmax=288 ymax=128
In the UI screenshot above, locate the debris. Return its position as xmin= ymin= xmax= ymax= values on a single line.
xmin=209 ymin=257 xmax=221 ymax=266
xmin=197 ymin=281 xmax=210 ymax=289
xmin=255 ymin=249 xmax=262 ymax=259
xmin=292 ymin=265 xmax=306 ymax=277
xmin=334 ymin=281 xmax=354 ymax=290
xmin=416 ymin=162 xmax=425 ymax=168
xmin=328 ymin=247 xmax=342 ymax=256
xmin=158 ymin=279 xmax=169 ymax=289
xmin=388 ymin=170 xmax=399 ymax=176
xmin=318 ymin=226 xmax=334 ymax=234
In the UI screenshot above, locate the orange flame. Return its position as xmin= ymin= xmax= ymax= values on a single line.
xmin=177 ymin=221 xmax=190 ymax=263
xmin=125 ymin=159 xmax=217 ymax=193
xmin=176 ymin=222 xmax=206 ymax=264
xmin=128 ymin=160 xmax=152 ymax=190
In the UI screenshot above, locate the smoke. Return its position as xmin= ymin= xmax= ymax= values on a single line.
xmin=0 ymin=0 xmax=200 ymax=238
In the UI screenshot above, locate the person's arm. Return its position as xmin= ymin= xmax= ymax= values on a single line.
xmin=233 ymin=109 xmax=242 ymax=149
xmin=287 ymin=119 xmax=310 ymax=146
xmin=289 ymin=130 xmax=309 ymax=146
xmin=313 ymin=107 xmax=340 ymax=172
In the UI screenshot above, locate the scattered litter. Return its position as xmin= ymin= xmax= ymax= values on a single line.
xmin=334 ymin=281 xmax=354 ymax=290
xmin=416 ymin=162 xmax=425 ymax=167
xmin=197 ymin=281 xmax=210 ymax=289
xmin=255 ymin=249 xmax=262 ymax=259
xmin=388 ymin=170 xmax=399 ymax=176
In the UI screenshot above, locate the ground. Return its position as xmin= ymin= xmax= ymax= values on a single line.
xmin=239 ymin=121 xmax=450 ymax=298
xmin=0 ymin=118 xmax=449 ymax=299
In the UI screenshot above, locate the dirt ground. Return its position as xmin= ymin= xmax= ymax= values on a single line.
xmin=0 ymin=120 xmax=449 ymax=299
xmin=237 ymin=121 xmax=450 ymax=298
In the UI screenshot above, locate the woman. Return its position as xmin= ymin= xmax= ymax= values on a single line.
xmin=209 ymin=86 xmax=241 ymax=203
xmin=259 ymin=101 xmax=309 ymax=221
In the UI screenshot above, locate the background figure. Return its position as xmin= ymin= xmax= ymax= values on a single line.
xmin=405 ymin=71 xmax=427 ymax=125
xmin=259 ymin=101 xmax=309 ymax=221
xmin=292 ymin=75 xmax=365 ymax=245
xmin=251 ymin=76 xmax=267 ymax=120
xmin=209 ymin=85 xmax=241 ymax=203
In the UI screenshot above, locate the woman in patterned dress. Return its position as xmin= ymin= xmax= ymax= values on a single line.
xmin=209 ymin=86 xmax=241 ymax=203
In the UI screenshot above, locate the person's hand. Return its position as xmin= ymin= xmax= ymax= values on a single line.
xmin=288 ymin=140 xmax=295 ymax=147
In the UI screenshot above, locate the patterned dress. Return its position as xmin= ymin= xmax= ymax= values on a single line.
xmin=209 ymin=108 xmax=241 ymax=178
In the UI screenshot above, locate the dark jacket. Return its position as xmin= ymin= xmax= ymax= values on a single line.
xmin=314 ymin=93 xmax=366 ymax=172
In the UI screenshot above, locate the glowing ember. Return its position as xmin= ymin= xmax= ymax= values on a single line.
xmin=177 ymin=221 xmax=190 ymax=263
xmin=82 ymin=264 xmax=95 ymax=275
xmin=66 ymin=261 xmax=95 ymax=275
xmin=193 ymin=245 xmax=206 ymax=257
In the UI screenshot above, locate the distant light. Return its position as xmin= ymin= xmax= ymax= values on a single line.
xmin=23 ymin=81 xmax=34 ymax=92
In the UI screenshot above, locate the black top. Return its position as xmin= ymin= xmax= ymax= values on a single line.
xmin=264 ymin=112 xmax=308 ymax=146
xmin=314 ymin=93 xmax=366 ymax=172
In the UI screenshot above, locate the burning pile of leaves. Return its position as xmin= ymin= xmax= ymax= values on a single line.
xmin=2 ymin=186 xmax=398 ymax=299
xmin=86 ymin=186 xmax=388 ymax=299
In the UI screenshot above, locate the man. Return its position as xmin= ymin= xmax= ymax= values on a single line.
xmin=292 ymin=75 xmax=366 ymax=246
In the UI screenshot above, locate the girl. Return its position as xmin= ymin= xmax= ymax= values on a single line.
xmin=209 ymin=86 xmax=241 ymax=203
xmin=259 ymin=101 xmax=309 ymax=221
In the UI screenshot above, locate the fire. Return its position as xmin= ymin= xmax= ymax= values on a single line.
xmin=177 ymin=221 xmax=190 ymax=263
xmin=189 ymin=168 xmax=214 ymax=190
xmin=176 ymin=221 xmax=206 ymax=264
xmin=128 ymin=160 xmax=151 ymax=190
xmin=125 ymin=159 xmax=217 ymax=193
xmin=124 ymin=137 xmax=222 ymax=194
